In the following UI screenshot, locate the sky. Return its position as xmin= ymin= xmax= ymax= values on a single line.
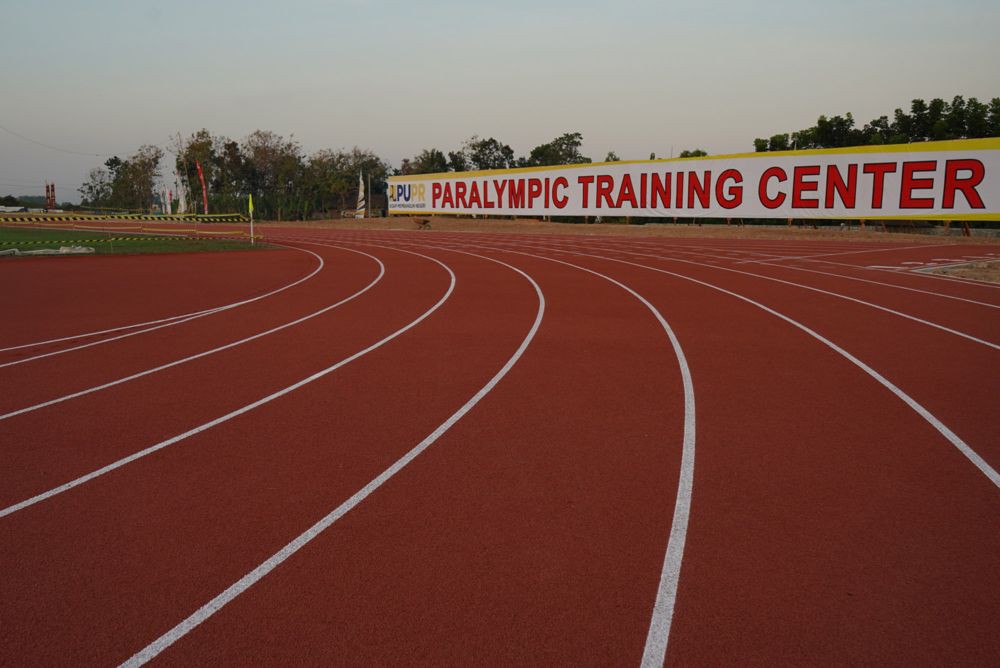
xmin=1 ymin=0 xmax=999 ymax=202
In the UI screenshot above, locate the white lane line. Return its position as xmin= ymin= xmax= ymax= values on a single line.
xmin=0 ymin=247 xmax=385 ymax=422
xmin=0 ymin=245 xmax=324 ymax=354
xmin=496 ymin=240 xmax=1000 ymax=489
xmin=0 ymin=248 xmax=455 ymax=520
xmin=732 ymin=243 xmax=953 ymax=265
xmin=0 ymin=245 xmax=326 ymax=368
xmin=645 ymin=245 xmax=1000 ymax=309
xmin=494 ymin=238 xmax=1000 ymax=351
xmin=120 ymin=245 xmax=546 ymax=668
xmin=468 ymin=236 xmax=1000 ymax=311
xmin=349 ymin=236 xmax=697 ymax=667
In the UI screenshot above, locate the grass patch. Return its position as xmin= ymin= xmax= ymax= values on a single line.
xmin=0 ymin=226 xmax=268 ymax=255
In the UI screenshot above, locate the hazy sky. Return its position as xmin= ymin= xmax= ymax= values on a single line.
xmin=2 ymin=0 xmax=999 ymax=202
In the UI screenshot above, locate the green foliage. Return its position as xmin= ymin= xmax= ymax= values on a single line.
xmin=604 ymin=151 xmax=620 ymax=162
xmin=409 ymin=148 xmax=450 ymax=174
xmin=465 ymin=136 xmax=516 ymax=170
xmin=524 ymin=132 xmax=591 ymax=167
xmin=754 ymin=94 xmax=1000 ymax=152
xmin=447 ymin=150 xmax=469 ymax=172
xmin=678 ymin=149 xmax=708 ymax=158
xmin=78 ymin=147 xmax=163 ymax=210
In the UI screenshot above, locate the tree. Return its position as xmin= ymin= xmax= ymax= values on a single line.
xmin=965 ymin=97 xmax=990 ymax=137
xmin=458 ymin=136 xmax=516 ymax=170
xmin=604 ymin=151 xmax=620 ymax=162
xmin=78 ymin=167 xmax=112 ymax=206
xmin=447 ymin=150 xmax=469 ymax=172
xmin=927 ymin=98 xmax=948 ymax=140
xmin=104 ymin=145 xmax=163 ymax=211
xmin=409 ymin=148 xmax=450 ymax=174
xmin=987 ymin=98 xmax=1000 ymax=137
xmin=768 ymin=134 xmax=790 ymax=151
xmin=678 ymin=149 xmax=708 ymax=158
xmin=753 ymin=138 xmax=769 ymax=152
xmin=241 ymin=130 xmax=304 ymax=220
xmin=945 ymin=95 xmax=967 ymax=138
xmin=525 ymin=132 xmax=590 ymax=167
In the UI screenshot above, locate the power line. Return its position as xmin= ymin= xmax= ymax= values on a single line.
xmin=0 ymin=122 xmax=118 ymax=157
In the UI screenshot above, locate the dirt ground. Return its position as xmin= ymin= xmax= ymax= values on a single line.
xmin=928 ymin=260 xmax=1000 ymax=283
xmin=258 ymin=216 xmax=1000 ymax=245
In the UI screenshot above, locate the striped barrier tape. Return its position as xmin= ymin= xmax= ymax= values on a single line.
xmin=0 ymin=236 xmax=259 ymax=246
xmin=2 ymin=223 xmax=249 ymax=237
xmin=0 ymin=213 xmax=249 ymax=223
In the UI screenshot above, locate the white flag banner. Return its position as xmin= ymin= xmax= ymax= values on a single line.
xmin=387 ymin=139 xmax=1000 ymax=221
xmin=356 ymin=173 xmax=366 ymax=219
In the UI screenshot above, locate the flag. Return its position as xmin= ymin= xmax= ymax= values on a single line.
xmin=196 ymin=160 xmax=209 ymax=215
xmin=356 ymin=172 xmax=366 ymax=219
xmin=248 ymin=193 xmax=254 ymax=216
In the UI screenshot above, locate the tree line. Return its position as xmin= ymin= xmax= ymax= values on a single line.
xmin=78 ymin=130 xmax=390 ymax=220
xmin=72 ymin=94 xmax=997 ymax=219
xmin=753 ymin=95 xmax=1000 ymax=152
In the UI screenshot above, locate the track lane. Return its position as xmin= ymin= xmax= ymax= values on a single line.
xmin=444 ymin=235 xmax=1000 ymax=347
xmin=0 ymin=245 xmax=541 ymax=665
xmin=2 ymin=226 xmax=997 ymax=666
xmin=126 ymin=240 xmax=691 ymax=666
xmin=0 ymin=248 xmax=318 ymax=352
xmin=411 ymin=235 xmax=1000 ymax=666
xmin=0 ymin=243 xmax=361 ymax=414
xmin=0 ymin=245 xmax=438 ymax=509
xmin=0 ymin=246 xmax=383 ymax=422
xmin=448 ymin=235 xmax=1000 ymax=472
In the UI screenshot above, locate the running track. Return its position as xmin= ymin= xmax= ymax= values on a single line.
xmin=2 ymin=226 xmax=998 ymax=666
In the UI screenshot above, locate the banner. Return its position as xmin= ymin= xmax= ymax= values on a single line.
xmin=356 ymin=172 xmax=366 ymax=219
xmin=196 ymin=160 xmax=209 ymax=215
xmin=387 ymin=138 xmax=1000 ymax=220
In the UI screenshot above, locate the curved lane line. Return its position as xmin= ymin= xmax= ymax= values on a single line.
xmin=0 ymin=245 xmax=326 ymax=367
xmin=0 ymin=247 xmax=385 ymax=422
xmin=595 ymin=239 xmax=1000 ymax=309
xmin=339 ymin=235 xmax=697 ymax=667
xmin=493 ymin=239 xmax=1000 ymax=489
xmin=120 ymin=244 xmax=546 ymax=667
xmin=0 ymin=247 xmax=455 ymax=520
xmin=488 ymin=237 xmax=1000 ymax=350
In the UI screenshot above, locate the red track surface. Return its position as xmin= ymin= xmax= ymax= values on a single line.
xmin=2 ymin=226 xmax=998 ymax=666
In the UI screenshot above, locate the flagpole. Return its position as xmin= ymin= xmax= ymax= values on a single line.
xmin=249 ymin=193 xmax=255 ymax=246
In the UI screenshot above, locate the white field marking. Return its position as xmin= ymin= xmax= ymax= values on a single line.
xmin=0 ymin=247 xmax=385 ymax=422
xmin=479 ymin=236 xmax=1000 ymax=310
xmin=485 ymin=239 xmax=1000 ymax=489
xmin=0 ymin=248 xmax=455 ymax=520
xmin=120 ymin=246 xmax=546 ymax=668
xmin=490 ymin=237 xmax=1000 ymax=350
xmin=731 ymin=243 xmax=951 ymax=265
xmin=0 ymin=245 xmax=325 ymax=366
xmin=821 ymin=256 xmax=1000 ymax=290
xmin=341 ymin=236 xmax=697 ymax=667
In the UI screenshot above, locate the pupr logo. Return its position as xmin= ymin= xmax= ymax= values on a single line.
xmin=388 ymin=183 xmax=427 ymax=208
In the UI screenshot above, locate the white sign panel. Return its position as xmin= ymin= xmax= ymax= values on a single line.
xmin=388 ymin=139 xmax=1000 ymax=220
